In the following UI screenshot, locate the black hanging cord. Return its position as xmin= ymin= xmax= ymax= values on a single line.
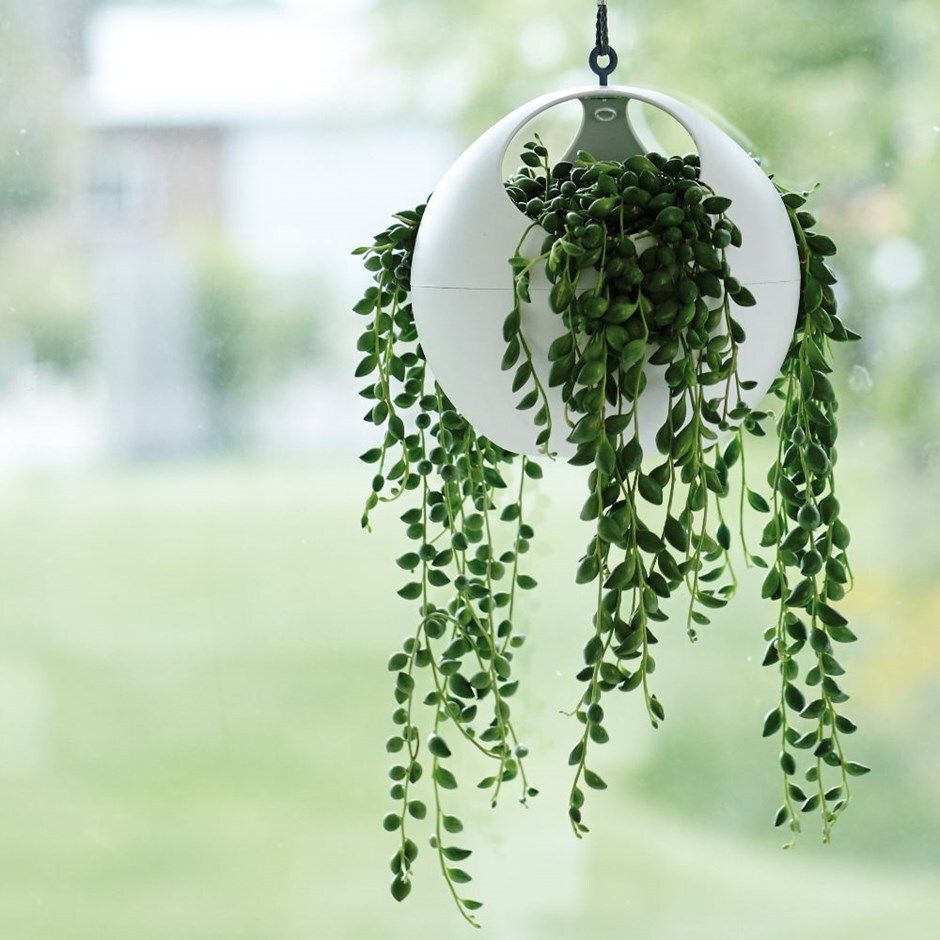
xmin=589 ymin=1 xmax=618 ymax=86
xmin=595 ymin=0 xmax=609 ymax=54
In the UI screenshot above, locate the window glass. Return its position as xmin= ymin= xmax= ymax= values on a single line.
xmin=1 ymin=2 xmax=938 ymax=936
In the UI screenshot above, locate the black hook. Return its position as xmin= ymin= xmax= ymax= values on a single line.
xmin=589 ymin=45 xmax=618 ymax=87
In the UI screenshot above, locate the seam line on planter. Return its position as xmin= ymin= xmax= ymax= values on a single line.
xmin=412 ymin=279 xmax=801 ymax=291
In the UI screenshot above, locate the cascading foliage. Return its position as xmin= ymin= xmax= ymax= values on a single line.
xmin=352 ymin=139 xmax=864 ymax=927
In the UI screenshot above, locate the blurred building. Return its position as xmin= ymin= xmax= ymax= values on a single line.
xmin=0 ymin=2 xmax=453 ymax=467
xmin=69 ymin=3 xmax=451 ymax=459
xmin=76 ymin=7 xmax=330 ymax=457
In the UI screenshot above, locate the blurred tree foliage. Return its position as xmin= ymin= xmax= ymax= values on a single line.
xmin=0 ymin=241 xmax=93 ymax=376
xmin=192 ymin=235 xmax=325 ymax=402
xmin=369 ymin=0 xmax=940 ymax=459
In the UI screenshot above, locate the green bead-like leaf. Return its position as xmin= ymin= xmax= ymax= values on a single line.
xmin=762 ymin=707 xmax=783 ymax=737
xmin=703 ymin=195 xmax=732 ymax=214
xmin=576 ymin=554 xmax=600 ymax=584
xmin=649 ymin=696 xmax=665 ymax=722
xmin=746 ymin=489 xmax=770 ymax=513
xmin=524 ymin=460 xmax=543 ymax=479
xmin=428 ymin=734 xmax=452 ymax=759
xmin=716 ymin=522 xmax=731 ymax=551
xmin=800 ymin=699 xmax=826 ymax=720
xmin=621 ymin=338 xmax=647 ymax=370
xmin=396 ymin=553 xmax=421 ymax=570
xmin=433 ymin=765 xmax=458 ymax=790
xmin=512 ymin=361 xmax=533 ymax=392
xmin=761 ymin=568 xmax=781 ymax=600
xmin=785 ymin=579 xmax=814 ymax=609
xmin=584 ymin=635 xmax=604 ymax=666
xmin=390 ymin=875 xmax=412 ymax=902
xmin=397 ymin=582 xmax=423 ymax=600
xmin=815 ymin=602 xmax=847 ymax=628
xmin=604 ymin=558 xmax=636 ymax=590
xmin=388 ymin=653 xmax=409 ymax=671
xmin=596 ymin=438 xmax=617 ymax=477
xmin=835 ymin=715 xmax=858 ymax=734
xmin=568 ymin=740 xmax=584 ymax=767
xmin=844 ymin=761 xmax=871 ymax=777
xmin=784 ymin=683 xmax=806 ymax=712
xmin=828 ymin=622 xmax=858 ymax=644
xmin=663 ymin=516 xmax=689 ymax=553
xmin=638 ymin=474 xmax=664 ymax=505
xmin=442 ymin=846 xmax=472 ymax=862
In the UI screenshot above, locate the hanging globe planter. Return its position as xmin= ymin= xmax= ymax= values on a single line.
xmin=353 ymin=3 xmax=864 ymax=925
xmin=411 ymin=84 xmax=801 ymax=457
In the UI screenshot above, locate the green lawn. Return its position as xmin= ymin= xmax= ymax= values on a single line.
xmin=0 ymin=456 xmax=937 ymax=938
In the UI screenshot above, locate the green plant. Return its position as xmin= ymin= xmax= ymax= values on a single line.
xmin=353 ymin=140 xmax=863 ymax=927
xmin=0 ymin=239 xmax=93 ymax=376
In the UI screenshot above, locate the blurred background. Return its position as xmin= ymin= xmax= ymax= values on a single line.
xmin=0 ymin=1 xmax=938 ymax=937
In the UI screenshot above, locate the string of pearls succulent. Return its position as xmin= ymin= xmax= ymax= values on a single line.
xmin=352 ymin=140 xmax=864 ymax=926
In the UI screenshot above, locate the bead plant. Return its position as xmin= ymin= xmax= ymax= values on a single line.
xmin=353 ymin=138 xmax=863 ymax=927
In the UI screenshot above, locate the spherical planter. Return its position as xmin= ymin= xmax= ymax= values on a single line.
xmin=411 ymin=85 xmax=800 ymax=456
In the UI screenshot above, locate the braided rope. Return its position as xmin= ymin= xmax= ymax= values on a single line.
xmin=595 ymin=1 xmax=609 ymax=56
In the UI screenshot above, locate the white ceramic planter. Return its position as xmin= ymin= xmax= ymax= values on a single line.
xmin=411 ymin=86 xmax=800 ymax=457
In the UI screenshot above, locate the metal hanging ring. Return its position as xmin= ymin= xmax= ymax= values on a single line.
xmin=589 ymin=45 xmax=618 ymax=86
